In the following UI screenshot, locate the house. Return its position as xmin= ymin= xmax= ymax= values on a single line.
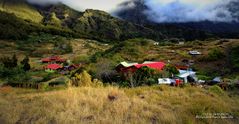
xmin=207 ymin=77 xmax=221 ymax=85
xmin=63 ymin=64 xmax=81 ymax=71
xmin=116 ymin=61 xmax=166 ymax=73
xmin=154 ymin=42 xmax=159 ymax=45
xmin=189 ymin=51 xmax=201 ymax=55
xmin=178 ymin=70 xmax=197 ymax=83
xmin=179 ymin=42 xmax=185 ymax=45
xmin=44 ymin=64 xmax=63 ymax=70
xmin=158 ymin=78 xmax=171 ymax=84
xmin=115 ymin=61 xmax=138 ymax=72
xmin=175 ymin=65 xmax=190 ymax=70
xmin=134 ymin=62 xmax=166 ymax=71
xmin=41 ymin=56 xmax=66 ymax=63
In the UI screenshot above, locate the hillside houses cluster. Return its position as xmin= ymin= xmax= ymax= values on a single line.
xmin=41 ymin=56 xmax=81 ymax=74
xmin=40 ymin=55 xmax=207 ymax=86
xmin=116 ymin=61 xmax=197 ymax=86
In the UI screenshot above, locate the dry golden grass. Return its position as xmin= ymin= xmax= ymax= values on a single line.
xmin=0 ymin=85 xmax=238 ymax=124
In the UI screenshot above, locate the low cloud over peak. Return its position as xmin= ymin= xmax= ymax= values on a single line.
xmin=27 ymin=0 xmax=129 ymax=12
xmin=27 ymin=0 xmax=238 ymax=23
xmin=144 ymin=0 xmax=237 ymax=23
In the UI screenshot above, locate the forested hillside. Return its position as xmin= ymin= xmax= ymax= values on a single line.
xmin=0 ymin=0 xmax=216 ymax=42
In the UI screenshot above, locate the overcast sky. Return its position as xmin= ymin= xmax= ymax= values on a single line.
xmin=27 ymin=0 xmax=236 ymax=22
xmin=27 ymin=0 xmax=129 ymax=12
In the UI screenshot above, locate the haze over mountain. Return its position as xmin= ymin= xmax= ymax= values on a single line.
xmin=25 ymin=0 xmax=239 ymax=23
xmin=114 ymin=0 xmax=239 ymax=38
xmin=0 ymin=0 xmax=238 ymax=41
xmin=115 ymin=0 xmax=239 ymax=23
xmin=0 ymin=0 xmax=166 ymax=41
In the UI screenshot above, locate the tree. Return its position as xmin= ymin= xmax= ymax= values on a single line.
xmin=0 ymin=54 xmax=18 ymax=68
xmin=127 ymin=66 xmax=158 ymax=87
xmin=164 ymin=64 xmax=179 ymax=77
xmin=11 ymin=54 xmax=18 ymax=68
xmin=21 ymin=55 xmax=31 ymax=71
xmin=69 ymin=68 xmax=93 ymax=87
xmin=208 ymin=48 xmax=224 ymax=61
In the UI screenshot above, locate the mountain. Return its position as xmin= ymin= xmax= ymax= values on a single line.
xmin=0 ymin=0 xmax=43 ymax=23
xmin=115 ymin=0 xmax=239 ymax=38
xmin=114 ymin=0 xmax=151 ymax=25
xmin=227 ymin=0 xmax=239 ymax=21
xmin=0 ymin=0 xmax=165 ymax=42
xmin=0 ymin=0 xmax=215 ymax=42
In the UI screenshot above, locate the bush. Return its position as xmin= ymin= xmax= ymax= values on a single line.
xmin=20 ymin=56 xmax=31 ymax=71
xmin=230 ymin=46 xmax=239 ymax=71
xmin=0 ymin=54 xmax=18 ymax=68
xmin=125 ymin=66 xmax=160 ymax=87
xmin=73 ymin=55 xmax=90 ymax=64
xmin=69 ymin=69 xmax=93 ymax=87
xmin=208 ymin=85 xmax=224 ymax=95
xmin=0 ymin=64 xmax=31 ymax=85
xmin=207 ymin=48 xmax=225 ymax=61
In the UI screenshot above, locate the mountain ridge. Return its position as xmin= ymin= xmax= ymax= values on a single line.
xmin=0 ymin=0 xmax=215 ymax=42
xmin=115 ymin=0 xmax=239 ymax=38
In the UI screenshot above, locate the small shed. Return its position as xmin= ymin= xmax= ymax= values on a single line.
xmin=189 ymin=51 xmax=201 ymax=55
xmin=178 ymin=70 xmax=197 ymax=83
xmin=158 ymin=78 xmax=171 ymax=84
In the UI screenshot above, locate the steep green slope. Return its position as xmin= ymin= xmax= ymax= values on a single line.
xmin=36 ymin=4 xmax=82 ymax=27
xmin=0 ymin=11 xmax=80 ymax=40
xmin=0 ymin=1 xmax=215 ymax=42
xmin=37 ymin=6 xmax=164 ymax=41
xmin=72 ymin=9 xmax=163 ymax=41
xmin=0 ymin=0 xmax=43 ymax=23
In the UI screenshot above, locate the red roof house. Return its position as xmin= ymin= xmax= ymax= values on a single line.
xmin=117 ymin=61 xmax=166 ymax=73
xmin=44 ymin=64 xmax=63 ymax=70
xmin=134 ymin=62 xmax=166 ymax=71
xmin=41 ymin=56 xmax=66 ymax=63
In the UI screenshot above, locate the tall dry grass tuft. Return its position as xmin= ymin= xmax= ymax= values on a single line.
xmin=0 ymin=86 xmax=238 ymax=124
xmin=68 ymin=70 xmax=103 ymax=88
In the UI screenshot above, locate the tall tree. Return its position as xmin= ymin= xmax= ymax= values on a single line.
xmin=21 ymin=55 xmax=30 ymax=71
xmin=11 ymin=54 xmax=18 ymax=68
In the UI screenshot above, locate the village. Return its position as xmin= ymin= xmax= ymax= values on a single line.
xmin=1 ymin=1 xmax=239 ymax=123
xmin=1 ymin=38 xmax=239 ymax=124
xmin=1 ymin=38 xmax=239 ymax=90
xmin=38 ymin=48 xmax=228 ymax=89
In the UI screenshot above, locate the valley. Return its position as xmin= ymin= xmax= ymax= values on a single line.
xmin=0 ymin=0 xmax=239 ymax=124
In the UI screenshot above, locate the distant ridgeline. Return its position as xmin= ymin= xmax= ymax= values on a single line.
xmin=0 ymin=0 xmax=216 ymax=42
xmin=116 ymin=0 xmax=239 ymax=39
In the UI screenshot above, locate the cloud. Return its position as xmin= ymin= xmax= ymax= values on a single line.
xmin=27 ymin=0 xmax=129 ymax=12
xmin=27 ymin=0 xmax=237 ymax=23
xmin=144 ymin=0 xmax=236 ymax=22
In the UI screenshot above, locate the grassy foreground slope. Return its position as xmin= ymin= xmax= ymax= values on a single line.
xmin=0 ymin=86 xmax=238 ymax=124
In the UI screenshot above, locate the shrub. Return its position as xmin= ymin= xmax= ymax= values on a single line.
xmin=125 ymin=66 xmax=160 ymax=87
xmin=20 ymin=56 xmax=31 ymax=71
xmin=69 ymin=69 xmax=93 ymax=87
xmin=208 ymin=85 xmax=224 ymax=95
xmin=164 ymin=64 xmax=179 ymax=77
xmin=72 ymin=55 xmax=90 ymax=64
xmin=0 ymin=64 xmax=31 ymax=86
xmin=230 ymin=46 xmax=239 ymax=71
xmin=0 ymin=54 xmax=18 ymax=68
xmin=207 ymin=48 xmax=224 ymax=61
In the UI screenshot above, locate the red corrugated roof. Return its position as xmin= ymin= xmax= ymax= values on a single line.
xmin=42 ymin=58 xmax=51 ymax=62
xmin=45 ymin=64 xmax=62 ymax=70
xmin=134 ymin=62 xmax=166 ymax=71
xmin=41 ymin=56 xmax=66 ymax=63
